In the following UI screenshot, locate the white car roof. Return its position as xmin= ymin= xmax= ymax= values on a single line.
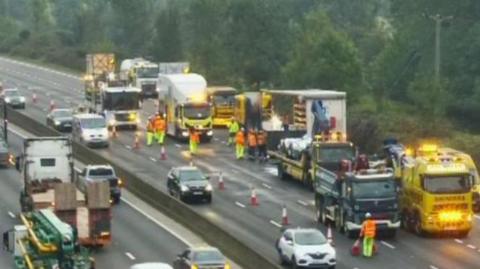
xmin=86 ymin=164 xmax=113 ymax=170
xmin=130 ymin=263 xmax=173 ymax=269
xmin=74 ymin=113 xmax=104 ymax=120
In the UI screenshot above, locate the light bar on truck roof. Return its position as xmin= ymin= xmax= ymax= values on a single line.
xmin=314 ymin=131 xmax=347 ymax=142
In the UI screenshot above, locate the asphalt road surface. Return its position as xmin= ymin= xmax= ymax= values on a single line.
xmin=2 ymin=56 xmax=480 ymax=269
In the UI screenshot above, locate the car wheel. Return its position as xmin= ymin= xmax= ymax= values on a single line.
xmin=328 ymin=266 xmax=336 ymax=269
xmin=291 ymin=256 xmax=298 ymax=269
xmin=206 ymin=195 xmax=212 ymax=204
xmin=278 ymin=249 xmax=287 ymax=265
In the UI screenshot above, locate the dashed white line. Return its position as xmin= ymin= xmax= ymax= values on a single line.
xmin=125 ymin=252 xmax=136 ymax=260
xmin=380 ymin=240 xmax=395 ymax=249
xmin=454 ymin=239 xmax=464 ymax=244
xmin=297 ymin=200 xmax=308 ymax=206
xmin=149 ymin=157 xmax=157 ymax=162
xmin=430 ymin=265 xmax=439 ymax=269
xmin=125 ymin=145 xmax=132 ymax=150
xmin=269 ymin=220 xmax=282 ymax=228
xmin=235 ymin=202 xmax=246 ymax=208
xmin=467 ymin=244 xmax=476 ymax=250
xmin=8 ymin=211 xmax=15 ymax=218
xmin=262 ymin=183 xmax=272 ymax=190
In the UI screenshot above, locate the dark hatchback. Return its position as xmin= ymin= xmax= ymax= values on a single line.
xmin=167 ymin=166 xmax=212 ymax=203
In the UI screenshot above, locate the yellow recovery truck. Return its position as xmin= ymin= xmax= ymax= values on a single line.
xmin=399 ymin=144 xmax=474 ymax=237
xmin=207 ymin=87 xmax=237 ymax=127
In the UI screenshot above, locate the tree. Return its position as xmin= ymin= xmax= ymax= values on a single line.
xmin=151 ymin=2 xmax=183 ymax=61
xmin=283 ymin=9 xmax=362 ymax=97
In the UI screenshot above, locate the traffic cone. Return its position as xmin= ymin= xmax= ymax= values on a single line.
xmin=281 ymin=205 xmax=289 ymax=225
xmin=32 ymin=93 xmax=37 ymax=104
xmin=160 ymin=145 xmax=167 ymax=160
xmin=218 ymin=172 xmax=225 ymax=190
xmin=327 ymin=224 xmax=334 ymax=246
xmin=351 ymin=239 xmax=361 ymax=256
xmin=250 ymin=188 xmax=259 ymax=206
xmin=133 ymin=133 xmax=140 ymax=149
xmin=49 ymin=99 xmax=55 ymax=111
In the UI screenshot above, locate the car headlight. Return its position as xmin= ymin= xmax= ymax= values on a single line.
xmin=180 ymin=185 xmax=189 ymax=192
xmin=205 ymin=183 xmax=212 ymax=192
xmin=207 ymin=130 xmax=213 ymax=136
xmin=82 ymin=134 xmax=91 ymax=141
xmin=54 ymin=120 xmax=61 ymax=125
xmin=181 ymin=131 xmax=189 ymax=137
xmin=4 ymin=97 xmax=11 ymax=103
xmin=19 ymin=97 xmax=25 ymax=102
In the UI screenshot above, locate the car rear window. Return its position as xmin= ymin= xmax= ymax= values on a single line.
xmin=193 ymin=250 xmax=224 ymax=262
xmin=89 ymin=168 xmax=114 ymax=177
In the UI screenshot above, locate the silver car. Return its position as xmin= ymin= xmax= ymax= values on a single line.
xmin=0 ymin=138 xmax=9 ymax=167
xmin=130 ymin=263 xmax=173 ymax=269
xmin=2 ymin=88 xmax=25 ymax=109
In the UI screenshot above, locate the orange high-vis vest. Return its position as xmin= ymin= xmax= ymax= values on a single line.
xmin=190 ymin=131 xmax=200 ymax=143
xmin=362 ymin=219 xmax=376 ymax=238
xmin=235 ymin=131 xmax=245 ymax=145
xmin=248 ymin=132 xmax=257 ymax=147
xmin=257 ymin=133 xmax=266 ymax=145
xmin=153 ymin=117 xmax=165 ymax=132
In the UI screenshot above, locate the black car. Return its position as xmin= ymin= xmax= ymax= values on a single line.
xmin=46 ymin=108 xmax=73 ymax=132
xmin=167 ymin=166 xmax=212 ymax=203
xmin=173 ymin=247 xmax=229 ymax=269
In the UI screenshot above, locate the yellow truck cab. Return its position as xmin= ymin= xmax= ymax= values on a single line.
xmin=234 ymin=92 xmax=272 ymax=129
xmin=400 ymin=144 xmax=474 ymax=237
xmin=207 ymin=87 xmax=237 ymax=127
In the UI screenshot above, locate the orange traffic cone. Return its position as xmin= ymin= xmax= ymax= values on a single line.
xmin=250 ymin=188 xmax=259 ymax=206
xmin=32 ymin=93 xmax=37 ymax=104
xmin=160 ymin=145 xmax=167 ymax=160
xmin=218 ymin=172 xmax=225 ymax=190
xmin=351 ymin=239 xmax=361 ymax=256
xmin=327 ymin=224 xmax=334 ymax=246
xmin=133 ymin=133 xmax=140 ymax=149
xmin=49 ymin=99 xmax=55 ymax=111
xmin=281 ymin=205 xmax=289 ymax=225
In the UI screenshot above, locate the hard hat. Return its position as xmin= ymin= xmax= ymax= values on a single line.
xmin=365 ymin=212 xmax=372 ymax=218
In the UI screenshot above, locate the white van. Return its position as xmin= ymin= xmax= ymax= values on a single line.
xmin=72 ymin=114 xmax=109 ymax=148
xmin=130 ymin=263 xmax=173 ymax=269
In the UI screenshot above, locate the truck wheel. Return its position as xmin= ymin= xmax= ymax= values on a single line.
xmin=277 ymin=164 xmax=287 ymax=180
xmin=335 ymin=212 xmax=343 ymax=233
xmin=413 ymin=212 xmax=424 ymax=237
xmin=303 ymin=174 xmax=313 ymax=191
xmin=386 ymin=229 xmax=397 ymax=238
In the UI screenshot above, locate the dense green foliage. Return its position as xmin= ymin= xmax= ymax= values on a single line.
xmin=1 ymin=0 xmax=480 ymax=156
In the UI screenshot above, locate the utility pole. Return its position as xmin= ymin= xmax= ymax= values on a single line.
xmin=428 ymin=14 xmax=453 ymax=83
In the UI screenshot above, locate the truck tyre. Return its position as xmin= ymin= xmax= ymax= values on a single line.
xmin=303 ymin=173 xmax=313 ymax=191
xmin=278 ymin=163 xmax=287 ymax=180
xmin=413 ymin=211 xmax=425 ymax=237
xmin=335 ymin=212 xmax=343 ymax=233
xmin=401 ymin=210 xmax=412 ymax=232
xmin=386 ymin=229 xmax=397 ymax=238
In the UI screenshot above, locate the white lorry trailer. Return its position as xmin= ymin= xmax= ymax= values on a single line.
xmin=157 ymin=73 xmax=213 ymax=141
xmin=100 ymin=86 xmax=142 ymax=129
xmin=120 ymin=58 xmax=159 ymax=99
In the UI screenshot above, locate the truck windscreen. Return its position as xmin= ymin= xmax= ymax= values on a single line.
xmin=318 ymin=146 xmax=354 ymax=163
xmin=352 ymin=180 xmax=396 ymax=199
xmin=136 ymin=67 xmax=158 ymax=78
xmin=423 ymin=175 xmax=470 ymax=194
xmin=213 ymin=95 xmax=235 ymax=106
xmin=183 ymin=105 xmax=211 ymax=119
xmin=104 ymin=92 xmax=140 ymax=110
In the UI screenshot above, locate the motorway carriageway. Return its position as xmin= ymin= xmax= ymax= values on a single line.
xmin=0 ymin=124 xmax=237 ymax=268
xmin=2 ymin=57 xmax=480 ymax=269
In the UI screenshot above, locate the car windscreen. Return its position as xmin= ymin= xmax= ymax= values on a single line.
xmin=89 ymin=168 xmax=114 ymax=177
xmin=423 ymin=175 xmax=470 ymax=194
xmin=136 ymin=67 xmax=158 ymax=78
xmin=103 ymin=92 xmax=140 ymax=110
xmin=4 ymin=90 xmax=19 ymax=97
xmin=317 ymin=145 xmax=355 ymax=163
xmin=53 ymin=110 xmax=73 ymax=118
xmin=294 ymin=231 xmax=327 ymax=245
xmin=179 ymin=169 xmax=205 ymax=182
xmin=80 ymin=118 xmax=106 ymax=129
xmin=183 ymin=104 xmax=210 ymax=119
xmin=352 ymin=180 xmax=396 ymax=198
xmin=192 ymin=250 xmax=224 ymax=263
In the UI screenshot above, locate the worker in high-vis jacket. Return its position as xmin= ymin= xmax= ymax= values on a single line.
xmin=235 ymin=128 xmax=245 ymax=160
xmin=146 ymin=116 xmax=155 ymax=146
xmin=227 ymin=117 xmax=240 ymax=146
xmin=360 ymin=212 xmax=376 ymax=257
xmin=154 ymin=113 xmax=166 ymax=145
xmin=189 ymin=127 xmax=200 ymax=155
xmin=256 ymin=130 xmax=267 ymax=162
xmin=247 ymin=129 xmax=257 ymax=161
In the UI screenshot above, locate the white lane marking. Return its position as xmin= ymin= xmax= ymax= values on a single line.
xmin=380 ymin=240 xmax=395 ymax=249
xmin=454 ymin=239 xmax=464 ymax=244
xmin=175 ymin=144 xmax=182 ymax=148
xmin=125 ymin=252 xmax=136 ymax=260
xmin=297 ymin=200 xmax=308 ymax=206
xmin=125 ymin=145 xmax=132 ymax=150
xmin=235 ymin=202 xmax=246 ymax=208
xmin=120 ymin=197 xmax=192 ymax=246
xmin=467 ymin=244 xmax=476 ymax=250
xmin=430 ymin=266 xmax=439 ymax=269
xmin=262 ymin=183 xmax=272 ymax=190
xmin=149 ymin=157 xmax=157 ymax=162
xmin=8 ymin=211 xmax=15 ymax=218
xmin=269 ymin=220 xmax=282 ymax=228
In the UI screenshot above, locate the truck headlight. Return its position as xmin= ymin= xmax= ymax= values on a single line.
xmin=128 ymin=113 xmax=137 ymax=121
xmin=180 ymin=185 xmax=189 ymax=192
xmin=438 ymin=211 xmax=462 ymax=222
xmin=205 ymin=183 xmax=212 ymax=192
xmin=207 ymin=130 xmax=213 ymax=136
xmin=181 ymin=131 xmax=189 ymax=137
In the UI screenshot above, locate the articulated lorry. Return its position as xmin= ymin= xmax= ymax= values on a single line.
xmin=157 ymin=73 xmax=213 ymax=141
xmin=84 ymin=53 xmax=116 ymax=105
xmin=392 ymin=143 xmax=474 ymax=236
xmin=120 ymin=58 xmax=159 ymax=99
xmin=315 ymin=168 xmax=400 ymax=238
xmin=234 ymin=91 xmax=272 ymax=130
xmin=3 ymin=209 xmax=95 ymax=269
xmin=16 ymin=137 xmax=112 ymax=247
xmin=207 ymin=87 xmax=237 ymax=127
